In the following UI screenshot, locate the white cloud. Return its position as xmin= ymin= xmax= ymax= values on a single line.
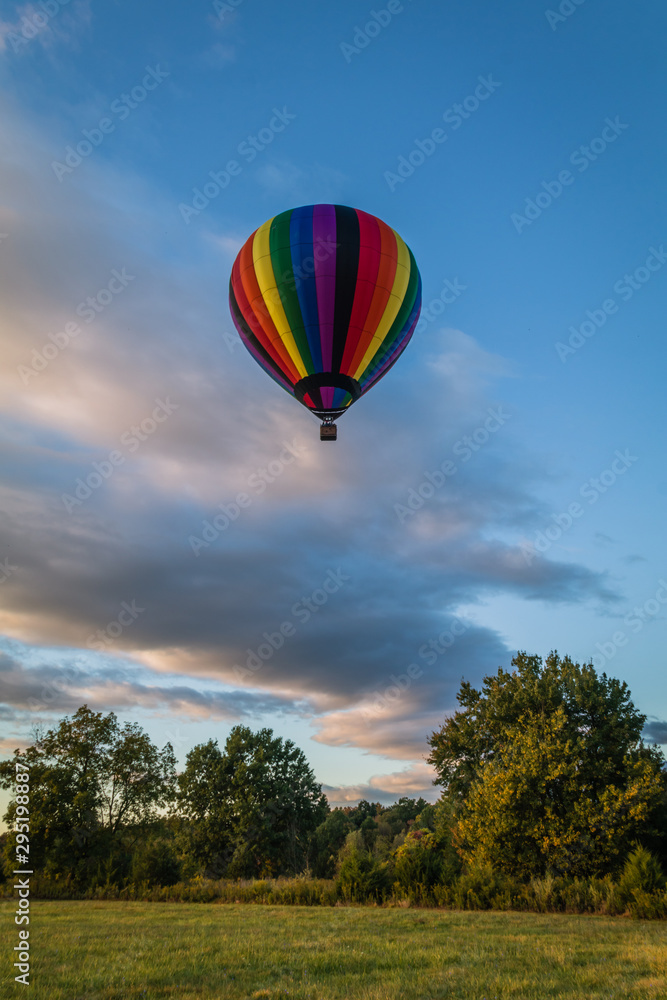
xmin=324 ymin=763 xmax=438 ymax=806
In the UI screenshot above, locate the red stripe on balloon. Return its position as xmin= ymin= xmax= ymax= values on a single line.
xmin=340 ymin=209 xmax=382 ymax=374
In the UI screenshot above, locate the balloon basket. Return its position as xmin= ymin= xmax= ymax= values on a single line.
xmin=320 ymin=422 xmax=337 ymax=442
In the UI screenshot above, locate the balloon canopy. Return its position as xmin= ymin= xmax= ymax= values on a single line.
xmin=229 ymin=204 xmax=421 ymax=432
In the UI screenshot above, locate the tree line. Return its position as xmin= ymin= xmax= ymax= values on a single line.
xmin=1 ymin=652 xmax=666 ymax=915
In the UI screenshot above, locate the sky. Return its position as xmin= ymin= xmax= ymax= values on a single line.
xmin=0 ymin=0 xmax=666 ymax=824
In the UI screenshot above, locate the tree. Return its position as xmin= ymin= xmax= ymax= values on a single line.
xmin=336 ymin=833 xmax=390 ymax=902
xmin=310 ymin=809 xmax=352 ymax=877
xmin=382 ymin=796 xmax=429 ymax=831
xmin=427 ymin=652 xmax=666 ymax=878
xmin=452 ymin=707 xmax=663 ymax=878
xmin=178 ymin=726 xmax=328 ymax=878
xmin=0 ymin=705 xmax=176 ymax=882
xmin=174 ymin=739 xmax=230 ymax=878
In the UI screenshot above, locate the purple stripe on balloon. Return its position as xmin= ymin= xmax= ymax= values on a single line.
xmin=239 ymin=330 xmax=294 ymax=393
xmin=313 ymin=204 xmax=336 ymax=371
xmin=320 ymin=386 xmax=335 ymax=409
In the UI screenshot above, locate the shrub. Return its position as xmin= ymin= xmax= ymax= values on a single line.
xmin=529 ymin=873 xmax=556 ymax=912
xmin=392 ymin=830 xmax=444 ymax=892
xmin=618 ymin=846 xmax=666 ymax=897
xmin=336 ymin=848 xmax=390 ymax=903
xmin=617 ymin=846 xmax=667 ymax=918
xmin=131 ymin=840 xmax=181 ymax=887
xmin=452 ymin=859 xmax=521 ymax=911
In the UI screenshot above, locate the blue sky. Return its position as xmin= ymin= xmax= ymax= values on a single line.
xmin=0 ymin=0 xmax=666 ymax=822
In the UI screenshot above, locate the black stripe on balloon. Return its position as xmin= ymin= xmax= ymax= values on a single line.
xmin=331 ymin=205 xmax=360 ymax=374
xmin=294 ymin=372 xmax=361 ymax=407
xmin=229 ymin=281 xmax=295 ymax=388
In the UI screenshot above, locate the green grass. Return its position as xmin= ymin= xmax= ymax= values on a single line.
xmin=1 ymin=901 xmax=666 ymax=999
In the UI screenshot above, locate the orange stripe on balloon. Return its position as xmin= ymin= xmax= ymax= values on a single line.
xmin=237 ymin=237 xmax=301 ymax=383
xmin=232 ymin=258 xmax=298 ymax=383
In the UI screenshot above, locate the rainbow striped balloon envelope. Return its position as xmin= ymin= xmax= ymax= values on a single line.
xmin=229 ymin=204 xmax=421 ymax=430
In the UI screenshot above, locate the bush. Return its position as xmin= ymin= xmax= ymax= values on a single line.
xmin=131 ymin=840 xmax=181 ymax=887
xmin=392 ymin=830 xmax=444 ymax=892
xmin=617 ymin=846 xmax=667 ymax=918
xmin=452 ymin=860 xmax=521 ymax=911
xmin=336 ymin=847 xmax=390 ymax=903
xmin=618 ymin=846 xmax=666 ymax=897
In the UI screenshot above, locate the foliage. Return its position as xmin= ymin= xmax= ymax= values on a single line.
xmin=336 ymin=834 xmax=391 ymax=902
xmin=452 ymin=706 xmax=664 ymax=878
xmin=0 ymin=705 xmax=176 ymax=882
xmin=427 ymin=651 xmax=662 ymax=796
xmin=3 ymin=859 xmax=666 ymax=920
xmin=310 ymin=808 xmax=352 ymax=877
xmin=428 ymin=652 xmax=666 ymax=878
xmin=392 ymin=828 xmax=444 ymax=891
xmin=2 ymin=651 xmax=665 ymax=918
xmin=130 ymin=836 xmax=182 ymax=887
xmin=616 ymin=845 xmax=667 ymax=917
xmin=177 ymin=725 xmax=328 ymax=879
xmin=450 ymin=858 xmax=521 ymax=911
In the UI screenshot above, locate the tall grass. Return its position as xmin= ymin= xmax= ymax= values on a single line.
xmin=5 ymin=867 xmax=666 ymax=918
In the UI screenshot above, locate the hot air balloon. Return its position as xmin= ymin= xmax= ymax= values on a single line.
xmin=229 ymin=204 xmax=421 ymax=440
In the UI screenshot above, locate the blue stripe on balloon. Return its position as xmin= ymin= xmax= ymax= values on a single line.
xmin=290 ymin=205 xmax=323 ymax=372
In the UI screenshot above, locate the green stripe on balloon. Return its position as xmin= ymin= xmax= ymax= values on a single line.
xmin=269 ymin=210 xmax=315 ymax=374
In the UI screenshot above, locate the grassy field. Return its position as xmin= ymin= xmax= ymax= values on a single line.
xmin=1 ymin=901 xmax=666 ymax=999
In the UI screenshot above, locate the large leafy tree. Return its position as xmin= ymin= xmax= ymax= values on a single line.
xmin=427 ymin=652 xmax=666 ymax=877
xmin=0 ymin=705 xmax=176 ymax=881
xmin=178 ymin=726 xmax=328 ymax=878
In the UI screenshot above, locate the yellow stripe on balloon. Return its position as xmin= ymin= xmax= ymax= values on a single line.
xmin=252 ymin=220 xmax=307 ymax=379
xmin=352 ymin=230 xmax=411 ymax=381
